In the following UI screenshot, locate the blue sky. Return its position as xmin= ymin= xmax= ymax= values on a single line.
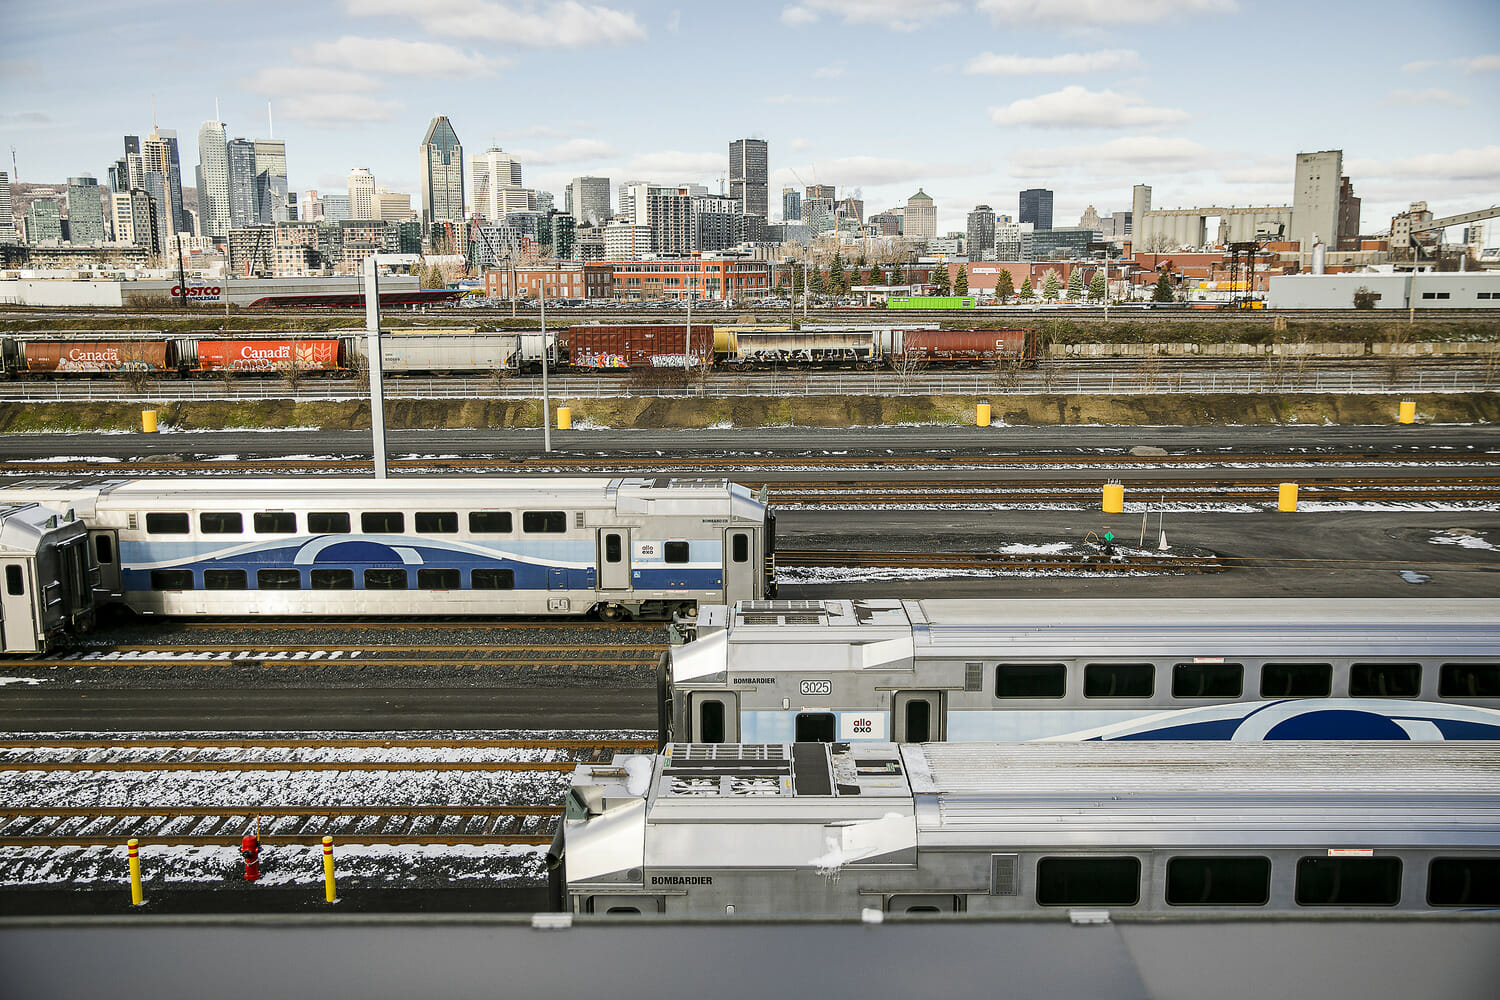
xmin=4 ymin=0 xmax=1497 ymax=236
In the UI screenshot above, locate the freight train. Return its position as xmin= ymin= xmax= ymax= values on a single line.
xmin=0 ymin=323 xmax=1039 ymax=378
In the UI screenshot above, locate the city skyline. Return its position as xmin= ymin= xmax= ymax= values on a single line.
xmin=3 ymin=0 xmax=1496 ymax=236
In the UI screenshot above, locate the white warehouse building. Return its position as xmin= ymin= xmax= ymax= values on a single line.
xmin=1267 ymin=271 xmax=1500 ymax=310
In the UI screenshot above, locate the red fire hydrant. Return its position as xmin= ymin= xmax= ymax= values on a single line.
xmin=239 ymin=833 xmax=261 ymax=882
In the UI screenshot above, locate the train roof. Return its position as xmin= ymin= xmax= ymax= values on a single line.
xmin=0 ymin=502 xmax=88 ymax=554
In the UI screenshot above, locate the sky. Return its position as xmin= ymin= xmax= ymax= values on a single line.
xmin=3 ymin=0 xmax=1497 ymax=238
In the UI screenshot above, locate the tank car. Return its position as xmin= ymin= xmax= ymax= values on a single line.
xmin=662 ymin=598 xmax=1500 ymax=745
xmin=555 ymin=741 xmax=1500 ymax=917
xmin=0 ymin=502 xmax=96 ymax=652
xmin=1 ymin=477 xmax=773 ymax=621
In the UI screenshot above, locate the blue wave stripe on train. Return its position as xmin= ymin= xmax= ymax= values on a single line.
xmin=1047 ymin=698 xmax=1500 ymax=741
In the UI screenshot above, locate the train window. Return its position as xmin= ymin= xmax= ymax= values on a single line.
xmin=415 ymin=512 xmax=458 ymax=534
xmin=905 ymin=700 xmax=932 ymax=743
xmin=145 ymin=513 xmax=190 ymax=535
xmin=150 ymin=569 xmax=194 ymax=590
xmin=256 ymin=569 xmax=301 ymax=591
xmin=1428 ymin=858 xmax=1500 ymax=906
xmin=1349 ymin=663 xmax=1422 ymax=698
xmin=1166 ymin=857 xmax=1271 ymax=906
xmin=254 ymin=512 xmax=296 ymax=534
xmin=363 ymin=569 xmax=408 ymax=590
xmin=310 ymin=569 xmax=354 ymax=590
xmin=1439 ymin=663 xmax=1500 ymax=698
xmin=1036 ymin=858 xmax=1140 ymax=906
xmin=203 ymin=569 xmax=247 ymax=590
xmin=994 ymin=663 xmax=1066 ymax=699
xmin=604 ymin=534 xmax=622 ymax=563
xmin=199 ymin=512 xmax=243 ymax=534
xmin=308 ymin=512 xmax=350 ymax=534
xmin=1261 ymin=663 xmax=1332 ymax=697
xmin=732 ymin=534 xmax=750 ymax=562
xmin=1295 ymin=857 xmax=1402 ymax=906
xmin=417 ymin=568 xmax=461 ymax=590
xmin=1172 ymin=662 xmax=1243 ymax=698
xmin=361 ymin=512 xmax=405 ymax=534
xmin=664 ymin=541 xmax=690 ymax=563
xmin=1084 ymin=663 xmax=1155 ymax=698
xmin=699 ymin=701 xmax=726 ymax=743
xmin=5 ymin=565 xmax=23 ymax=596
xmin=468 ymin=512 xmax=513 ymax=533
xmin=471 ymin=569 xmax=516 ymax=590
xmin=795 ymin=713 xmax=836 ymax=742
xmin=95 ymin=535 xmax=114 ymax=564
xmin=523 ymin=511 xmax=567 ymax=533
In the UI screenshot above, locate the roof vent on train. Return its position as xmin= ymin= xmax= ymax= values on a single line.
xmin=736 ymin=599 xmax=846 ymax=627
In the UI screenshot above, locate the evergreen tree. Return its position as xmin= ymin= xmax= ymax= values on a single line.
xmin=1089 ymin=269 xmax=1106 ymax=301
xmin=996 ymin=268 xmax=1015 ymax=302
xmin=1066 ymin=268 xmax=1083 ymax=300
xmin=1042 ymin=270 xmax=1061 ymax=301
xmin=1019 ymin=276 xmax=1033 ymax=300
xmin=809 ymin=265 xmax=825 ymax=296
xmin=889 ymin=262 xmax=904 ymax=285
xmin=931 ymin=264 xmax=951 ymax=295
xmin=791 ymin=267 xmax=804 ymax=295
xmin=953 ymin=265 xmax=968 ymax=295
xmin=829 ymin=255 xmax=845 ymax=295
xmin=867 ymin=263 xmax=885 ymax=286
xmin=1153 ymin=272 xmax=1175 ymax=302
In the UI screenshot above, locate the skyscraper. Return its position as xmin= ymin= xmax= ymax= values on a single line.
xmin=253 ymin=139 xmax=288 ymax=224
xmin=419 ymin=116 xmax=464 ymax=232
xmin=66 ymin=176 xmax=106 ymax=245
xmin=473 ymin=148 xmax=524 ymax=222
xmin=966 ymin=205 xmax=995 ymax=261
xmin=227 ymin=139 xmax=259 ymax=228
xmin=0 ymin=172 xmax=17 ymax=243
xmin=568 ymin=176 xmax=611 ymax=227
xmin=142 ymin=128 xmax=186 ymax=236
xmin=24 ymin=198 xmax=63 ymax=244
xmin=347 ymin=168 xmax=376 ymax=220
xmin=904 ymin=190 xmax=937 ymax=241
xmin=782 ymin=187 xmax=801 ymax=222
xmin=1019 ymin=188 xmax=1054 ymax=232
xmin=111 ymin=189 xmax=159 ymax=252
xmin=197 ymin=120 xmax=232 ymax=239
xmin=729 ymin=138 xmax=768 ymax=219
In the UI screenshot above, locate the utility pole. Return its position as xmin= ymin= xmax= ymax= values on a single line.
xmin=540 ymin=278 xmax=551 ymax=453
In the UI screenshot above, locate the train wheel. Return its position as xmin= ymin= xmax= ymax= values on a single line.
xmin=598 ymin=603 xmax=627 ymax=622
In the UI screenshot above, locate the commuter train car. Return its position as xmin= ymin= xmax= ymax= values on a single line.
xmin=0 ymin=502 xmax=96 ymax=652
xmin=662 ymin=599 xmax=1500 ymax=744
xmin=1 ymin=477 xmax=773 ymax=621
xmin=555 ymin=741 xmax=1500 ymax=916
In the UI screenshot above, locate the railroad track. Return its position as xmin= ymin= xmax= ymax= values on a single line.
xmin=0 ymin=736 xmax=655 ymax=848
xmin=21 ymin=641 xmax=666 ymax=671
xmin=781 ymin=549 xmax=1223 ymax=574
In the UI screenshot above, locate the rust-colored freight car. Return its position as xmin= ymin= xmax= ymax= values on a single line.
xmin=194 ymin=340 xmax=344 ymax=373
xmin=564 ymin=324 xmax=715 ymax=370
xmin=21 ymin=340 xmax=176 ymax=374
xmin=896 ymin=328 xmax=1037 ymax=365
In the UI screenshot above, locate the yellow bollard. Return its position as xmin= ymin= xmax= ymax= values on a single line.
xmin=1398 ymin=400 xmax=1416 ymax=425
xmin=975 ymin=402 xmax=991 ymax=427
xmin=322 ymin=836 xmax=337 ymax=903
xmin=1102 ymin=482 xmax=1125 ymax=514
xmin=128 ymin=838 xmax=143 ymax=906
xmin=141 ymin=410 xmax=157 ymax=433
xmin=1278 ymin=482 xmax=1298 ymax=512
xmin=556 ymin=406 xmax=572 ymax=430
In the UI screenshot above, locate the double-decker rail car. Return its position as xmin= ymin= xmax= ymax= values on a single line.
xmin=555 ymin=741 xmax=1500 ymax=917
xmin=0 ymin=503 xmax=96 ymax=652
xmin=662 ymin=599 xmax=1500 ymax=745
xmin=2 ymin=477 xmax=774 ymax=621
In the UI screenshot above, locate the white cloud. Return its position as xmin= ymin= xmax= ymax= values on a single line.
xmin=813 ymin=62 xmax=846 ymax=79
xmin=308 ymin=37 xmax=505 ymax=78
xmin=241 ymin=68 xmax=402 ymax=126
xmin=989 ymin=86 xmax=1188 ymax=128
xmin=509 ymin=138 xmax=617 ymax=165
xmin=775 ymin=155 xmax=988 ymax=188
xmin=345 ymin=0 xmax=647 ymax=47
xmin=0 ymin=111 xmax=52 ymax=126
xmin=1401 ymin=54 xmax=1500 ymax=74
xmin=964 ymin=49 xmax=1141 ymax=75
xmin=977 ymin=0 xmax=1235 ymax=24
xmin=780 ymin=0 xmax=961 ymax=32
xmin=279 ymin=93 xmax=405 ymax=128
xmin=1380 ymin=88 xmax=1470 ymax=108
xmin=1011 ymin=136 xmax=1220 ymax=178
xmin=764 ymin=94 xmax=846 ymax=105
xmin=622 ymin=150 xmax=726 ymax=179
xmin=243 ymin=66 xmax=380 ymax=96
xmin=1348 ymin=146 xmax=1500 ymax=184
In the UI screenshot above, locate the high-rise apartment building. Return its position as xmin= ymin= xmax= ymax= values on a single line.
xmin=805 ymin=184 xmax=835 ymax=202
xmin=322 ymin=193 xmax=351 ymax=223
xmin=782 ymin=187 xmax=801 ymax=222
xmin=111 ymin=189 xmax=159 ymax=253
xmin=904 ymin=190 xmax=937 ymax=241
xmin=568 ymin=176 xmax=611 ymax=227
xmin=729 ymin=138 xmax=768 ymax=219
xmin=1019 ymin=188 xmax=1054 ymax=232
xmin=65 ymin=176 xmax=107 ymax=245
xmin=621 ymin=182 xmax=696 ymax=254
xmin=419 ymin=115 xmax=464 ymax=231
xmin=196 ymin=120 xmax=232 ymax=239
xmin=227 ymin=139 xmax=259 ymax=228
xmin=24 ymin=198 xmax=63 ymax=244
xmin=108 ymin=137 xmax=139 ymax=194
xmin=373 ymin=189 xmax=417 ymax=222
xmin=966 ymin=205 xmax=995 ymax=261
xmin=141 ymin=128 xmax=186 ymax=236
xmin=473 ymin=147 xmax=523 ymax=222
xmin=253 ymin=139 xmax=288 ymax=224
xmin=0 ymin=172 xmax=15 ymax=243
xmin=347 ymin=167 xmax=376 ymax=220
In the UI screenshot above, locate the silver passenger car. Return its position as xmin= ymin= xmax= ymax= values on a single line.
xmin=557 ymin=741 xmax=1500 ymax=917
xmin=0 ymin=502 xmax=95 ymax=652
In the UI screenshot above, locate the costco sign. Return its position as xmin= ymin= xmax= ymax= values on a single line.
xmin=171 ymin=284 xmax=223 ymax=301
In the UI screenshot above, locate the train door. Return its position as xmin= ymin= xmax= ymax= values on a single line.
xmin=89 ymin=530 xmax=122 ymax=601
xmin=598 ymin=529 xmax=631 ymax=591
xmin=892 ymin=691 xmax=945 ymax=743
xmin=723 ymin=528 xmax=757 ymax=601
xmin=0 ymin=558 xmax=38 ymax=652
xmin=689 ymin=691 xmax=738 ymax=743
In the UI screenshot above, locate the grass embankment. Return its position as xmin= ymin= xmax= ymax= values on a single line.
xmin=1 ymin=393 xmax=1494 ymax=435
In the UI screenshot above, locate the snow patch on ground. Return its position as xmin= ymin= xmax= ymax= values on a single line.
xmin=1429 ymin=530 xmax=1499 ymax=552
xmin=1399 ymin=570 xmax=1431 ymax=584
xmin=0 ymin=676 xmax=44 ymax=686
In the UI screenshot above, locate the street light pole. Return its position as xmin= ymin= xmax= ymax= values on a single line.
xmin=540 ymin=282 xmax=551 ymax=453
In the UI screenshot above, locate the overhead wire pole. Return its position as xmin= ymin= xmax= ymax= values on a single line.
xmin=362 ymin=252 xmax=420 ymax=479
xmin=540 ymin=284 xmax=551 ymax=453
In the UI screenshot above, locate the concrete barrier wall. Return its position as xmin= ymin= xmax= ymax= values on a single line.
xmin=1048 ymin=342 xmax=1500 ymax=358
